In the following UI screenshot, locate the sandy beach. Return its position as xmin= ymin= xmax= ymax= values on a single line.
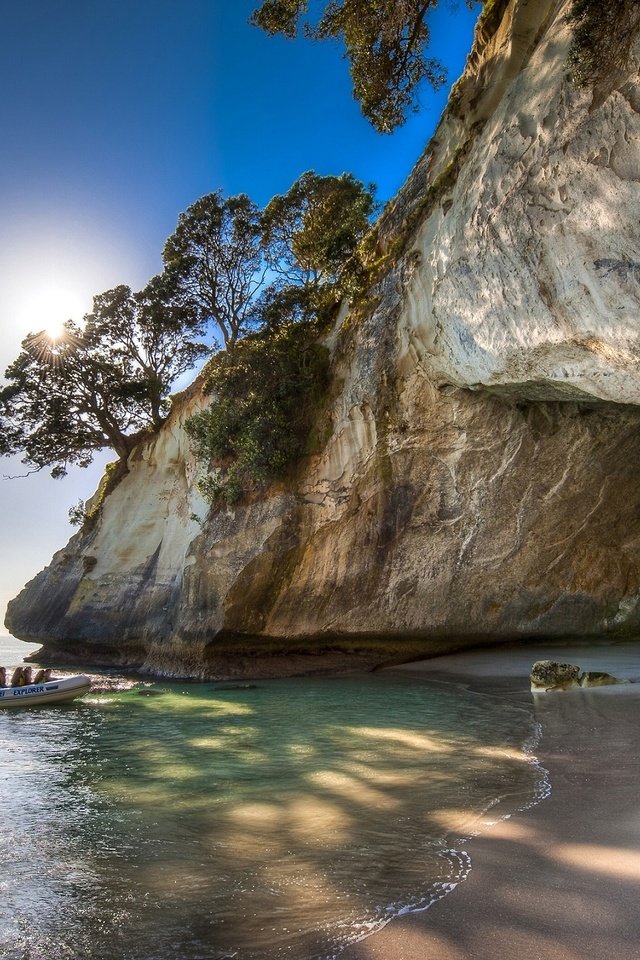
xmin=343 ymin=641 xmax=640 ymax=960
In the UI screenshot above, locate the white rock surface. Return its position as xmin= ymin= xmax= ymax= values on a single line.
xmin=6 ymin=0 xmax=640 ymax=677
xmin=395 ymin=0 xmax=640 ymax=403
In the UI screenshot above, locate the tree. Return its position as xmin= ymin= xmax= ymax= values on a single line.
xmin=260 ymin=170 xmax=376 ymax=323
xmin=162 ymin=192 xmax=266 ymax=350
xmin=179 ymin=173 xmax=375 ymax=503
xmin=0 ymin=322 xmax=146 ymax=476
xmin=251 ymin=1 xmax=460 ymax=133
xmin=86 ymin=276 xmax=207 ymax=425
xmin=0 ymin=279 xmax=207 ymax=478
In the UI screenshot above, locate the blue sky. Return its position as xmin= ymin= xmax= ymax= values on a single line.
xmin=0 ymin=0 xmax=480 ymax=630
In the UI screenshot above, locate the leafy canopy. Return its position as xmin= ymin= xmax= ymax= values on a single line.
xmin=180 ymin=171 xmax=375 ymax=504
xmin=0 ymin=278 xmax=206 ymax=477
xmin=251 ymin=1 xmax=477 ymax=133
xmin=260 ymin=170 xmax=376 ymax=325
xmin=253 ymin=2 xmax=640 ymax=125
xmin=0 ymin=170 xmax=375 ymax=487
xmin=263 ymin=171 xmax=376 ymax=289
xmin=87 ymin=277 xmax=207 ymax=424
xmin=162 ymin=192 xmax=265 ymax=350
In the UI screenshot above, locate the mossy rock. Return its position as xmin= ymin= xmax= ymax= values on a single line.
xmin=530 ymin=659 xmax=581 ymax=692
xmin=580 ymin=671 xmax=628 ymax=688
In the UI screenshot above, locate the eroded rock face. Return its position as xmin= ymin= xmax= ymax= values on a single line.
xmin=6 ymin=0 xmax=640 ymax=677
xmin=390 ymin=0 xmax=640 ymax=405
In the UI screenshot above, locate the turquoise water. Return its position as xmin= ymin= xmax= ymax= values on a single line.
xmin=0 ymin=637 xmax=541 ymax=959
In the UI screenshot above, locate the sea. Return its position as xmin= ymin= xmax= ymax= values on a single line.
xmin=0 ymin=635 xmax=544 ymax=960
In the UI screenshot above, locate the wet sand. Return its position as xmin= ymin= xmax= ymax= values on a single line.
xmin=344 ymin=640 xmax=640 ymax=960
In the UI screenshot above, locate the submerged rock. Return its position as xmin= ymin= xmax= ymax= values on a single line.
xmin=579 ymin=671 xmax=628 ymax=688
xmin=531 ymin=661 xmax=631 ymax=692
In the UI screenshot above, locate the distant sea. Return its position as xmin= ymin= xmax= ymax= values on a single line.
xmin=0 ymin=634 xmax=543 ymax=959
xmin=0 ymin=634 xmax=41 ymax=666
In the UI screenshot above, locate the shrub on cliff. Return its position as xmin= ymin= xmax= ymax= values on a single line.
xmin=568 ymin=0 xmax=640 ymax=85
xmin=185 ymin=321 xmax=330 ymax=505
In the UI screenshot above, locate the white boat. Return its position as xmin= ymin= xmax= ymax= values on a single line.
xmin=0 ymin=675 xmax=92 ymax=708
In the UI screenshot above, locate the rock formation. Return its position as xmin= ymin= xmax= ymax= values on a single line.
xmin=7 ymin=0 xmax=640 ymax=677
xmin=530 ymin=660 xmax=582 ymax=692
xmin=530 ymin=659 xmax=629 ymax=691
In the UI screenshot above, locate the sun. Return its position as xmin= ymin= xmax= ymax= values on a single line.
xmin=42 ymin=317 xmax=67 ymax=341
xmin=21 ymin=284 xmax=88 ymax=342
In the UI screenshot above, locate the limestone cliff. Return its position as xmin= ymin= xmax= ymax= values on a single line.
xmin=7 ymin=0 xmax=640 ymax=677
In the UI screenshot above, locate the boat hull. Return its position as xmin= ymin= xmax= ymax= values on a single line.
xmin=0 ymin=675 xmax=92 ymax=708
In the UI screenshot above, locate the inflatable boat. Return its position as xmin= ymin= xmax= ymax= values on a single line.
xmin=0 ymin=675 xmax=91 ymax=708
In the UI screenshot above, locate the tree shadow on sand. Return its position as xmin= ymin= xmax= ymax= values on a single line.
xmin=343 ymin=687 xmax=640 ymax=960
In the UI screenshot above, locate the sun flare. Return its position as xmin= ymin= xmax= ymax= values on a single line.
xmin=42 ymin=318 xmax=67 ymax=341
xmin=21 ymin=284 xmax=88 ymax=341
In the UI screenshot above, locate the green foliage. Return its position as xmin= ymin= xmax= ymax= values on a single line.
xmin=2 ymin=169 xmax=375 ymax=485
xmin=478 ymin=0 xmax=497 ymax=24
xmin=254 ymin=283 xmax=319 ymax=332
xmin=162 ymin=173 xmax=375 ymax=346
xmin=262 ymin=171 xmax=376 ymax=292
xmin=86 ymin=278 xmax=207 ymax=424
xmin=0 ymin=279 xmax=206 ymax=478
xmin=162 ymin=192 xmax=265 ymax=350
xmin=254 ymin=171 xmax=376 ymax=337
xmin=178 ymin=173 xmax=376 ymax=504
xmin=185 ymin=322 xmax=330 ymax=505
xmin=251 ymin=1 xmax=477 ymax=133
xmin=0 ymin=320 xmax=143 ymax=476
xmin=567 ymin=0 xmax=640 ymax=85
xmin=68 ymin=498 xmax=87 ymax=527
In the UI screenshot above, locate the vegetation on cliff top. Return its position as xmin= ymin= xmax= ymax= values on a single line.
xmin=186 ymin=323 xmax=331 ymax=505
xmin=162 ymin=193 xmax=264 ymax=351
xmin=568 ymin=0 xmax=640 ymax=85
xmin=3 ymin=0 xmax=631 ymax=500
xmin=0 ymin=280 xmax=206 ymax=477
xmin=251 ymin=0 xmax=480 ymax=133
xmin=185 ymin=171 xmax=374 ymax=505
xmin=0 ymin=171 xmax=374 ymax=502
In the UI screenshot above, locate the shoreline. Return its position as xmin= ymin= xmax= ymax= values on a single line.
xmin=342 ymin=640 xmax=640 ymax=960
xmin=3 ymin=632 xmax=640 ymax=956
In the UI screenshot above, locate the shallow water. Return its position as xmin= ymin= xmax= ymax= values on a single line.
xmin=0 ymin=638 xmax=542 ymax=959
